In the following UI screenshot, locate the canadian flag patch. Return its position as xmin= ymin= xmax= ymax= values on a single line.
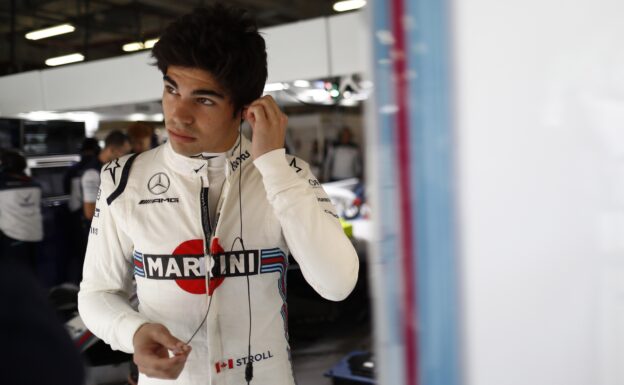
xmin=215 ymin=359 xmax=234 ymax=373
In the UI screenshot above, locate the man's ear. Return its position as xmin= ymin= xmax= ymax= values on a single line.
xmin=241 ymin=106 xmax=250 ymax=121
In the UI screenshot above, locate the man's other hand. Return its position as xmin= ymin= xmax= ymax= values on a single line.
xmin=244 ymin=95 xmax=288 ymax=159
xmin=132 ymin=323 xmax=191 ymax=379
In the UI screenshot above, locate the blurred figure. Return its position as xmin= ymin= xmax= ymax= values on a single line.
xmin=127 ymin=121 xmax=154 ymax=154
xmin=80 ymin=130 xmax=130 ymax=222
xmin=1 ymin=258 xmax=85 ymax=385
xmin=309 ymin=139 xmax=325 ymax=180
xmin=0 ymin=149 xmax=43 ymax=273
xmin=63 ymin=138 xmax=101 ymax=284
xmin=324 ymin=126 xmax=363 ymax=181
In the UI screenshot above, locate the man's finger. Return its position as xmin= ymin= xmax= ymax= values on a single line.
xmin=150 ymin=325 xmax=188 ymax=352
xmin=137 ymin=353 xmax=189 ymax=379
xmin=246 ymin=104 xmax=268 ymax=128
xmin=256 ymin=95 xmax=279 ymax=124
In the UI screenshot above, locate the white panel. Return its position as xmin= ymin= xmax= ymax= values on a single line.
xmin=0 ymin=71 xmax=45 ymax=116
xmin=41 ymin=52 xmax=162 ymax=111
xmin=262 ymin=18 xmax=329 ymax=83
xmin=327 ymin=12 xmax=368 ymax=76
xmin=454 ymin=0 xmax=624 ymax=384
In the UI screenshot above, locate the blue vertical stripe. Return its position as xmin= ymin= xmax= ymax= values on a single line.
xmin=404 ymin=0 xmax=460 ymax=384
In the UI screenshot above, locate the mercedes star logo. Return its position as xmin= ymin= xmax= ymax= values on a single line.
xmin=148 ymin=173 xmax=170 ymax=195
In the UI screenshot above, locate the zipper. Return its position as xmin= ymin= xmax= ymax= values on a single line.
xmin=199 ymin=176 xmax=211 ymax=255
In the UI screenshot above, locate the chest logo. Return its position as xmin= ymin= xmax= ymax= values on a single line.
xmin=148 ymin=172 xmax=170 ymax=195
xmin=103 ymin=159 xmax=121 ymax=184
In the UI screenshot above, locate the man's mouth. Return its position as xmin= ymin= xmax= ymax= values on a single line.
xmin=168 ymin=129 xmax=196 ymax=143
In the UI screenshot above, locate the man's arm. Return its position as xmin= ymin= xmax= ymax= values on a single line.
xmin=246 ymin=96 xmax=359 ymax=301
xmin=80 ymin=169 xmax=100 ymax=220
xmin=255 ymin=150 xmax=359 ymax=301
xmin=78 ymin=167 xmax=148 ymax=353
xmin=83 ymin=202 xmax=95 ymax=220
xmin=78 ymin=159 xmax=191 ymax=380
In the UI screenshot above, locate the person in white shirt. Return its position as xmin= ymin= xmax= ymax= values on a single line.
xmin=78 ymin=4 xmax=359 ymax=385
xmin=324 ymin=127 xmax=363 ymax=181
xmin=79 ymin=130 xmax=130 ymax=222
xmin=0 ymin=149 xmax=43 ymax=272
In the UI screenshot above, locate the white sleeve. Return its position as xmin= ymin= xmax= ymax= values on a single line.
xmin=254 ymin=149 xmax=359 ymax=301
xmin=81 ymin=169 xmax=100 ymax=203
xmin=77 ymin=169 xmax=149 ymax=353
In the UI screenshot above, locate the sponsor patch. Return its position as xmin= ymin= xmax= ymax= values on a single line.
xmin=230 ymin=150 xmax=251 ymax=172
xmin=289 ymin=158 xmax=302 ymax=173
xmin=148 ymin=172 xmax=170 ymax=195
xmin=133 ymin=240 xmax=287 ymax=295
xmin=103 ymin=159 xmax=121 ymax=184
xmin=138 ymin=197 xmax=179 ymax=205
xmin=215 ymin=351 xmax=275 ymax=374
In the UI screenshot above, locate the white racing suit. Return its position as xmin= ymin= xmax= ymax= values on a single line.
xmin=78 ymin=136 xmax=359 ymax=385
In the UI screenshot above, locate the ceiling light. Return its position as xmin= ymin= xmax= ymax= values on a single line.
xmin=333 ymin=0 xmax=366 ymax=12
xmin=294 ymin=80 xmax=310 ymax=88
xmin=26 ymin=23 xmax=75 ymax=40
xmin=123 ymin=38 xmax=159 ymax=52
xmin=45 ymin=53 xmax=84 ymax=67
xmin=263 ymin=83 xmax=285 ymax=92
xmin=123 ymin=42 xmax=145 ymax=52
xmin=144 ymin=38 xmax=159 ymax=49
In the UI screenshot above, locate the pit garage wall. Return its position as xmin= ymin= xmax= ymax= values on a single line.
xmin=367 ymin=0 xmax=459 ymax=384
xmin=453 ymin=0 xmax=624 ymax=384
xmin=370 ymin=0 xmax=624 ymax=383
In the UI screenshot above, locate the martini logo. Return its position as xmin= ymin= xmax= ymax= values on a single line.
xmin=134 ymin=241 xmax=287 ymax=295
xmin=135 ymin=240 xmax=208 ymax=294
xmin=211 ymin=250 xmax=259 ymax=277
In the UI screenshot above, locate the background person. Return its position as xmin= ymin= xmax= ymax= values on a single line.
xmin=127 ymin=121 xmax=155 ymax=154
xmin=324 ymin=126 xmax=362 ymax=181
xmin=80 ymin=130 xmax=130 ymax=222
xmin=63 ymin=138 xmax=101 ymax=283
xmin=0 ymin=149 xmax=43 ymax=274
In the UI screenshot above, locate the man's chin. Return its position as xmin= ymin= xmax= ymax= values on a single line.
xmin=169 ymin=140 xmax=197 ymax=157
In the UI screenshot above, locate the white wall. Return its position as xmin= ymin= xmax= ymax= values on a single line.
xmin=0 ymin=12 xmax=367 ymax=117
xmin=454 ymin=0 xmax=624 ymax=384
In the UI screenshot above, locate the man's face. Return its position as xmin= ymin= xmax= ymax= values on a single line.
xmin=111 ymin=141 xmax=132 ymax=159
xmin=162 ymin=66 xmax=239 ymax=156
xmin=131 ymin=136 xmax=151 ymax=153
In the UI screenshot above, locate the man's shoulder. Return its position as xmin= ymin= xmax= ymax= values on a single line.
xmin=101 ymin=145 xmax=165 ymax=204
xmin=283 ymin=153 xmax=312 ymax=177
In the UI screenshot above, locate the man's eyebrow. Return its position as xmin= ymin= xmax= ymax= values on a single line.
xmin=163 ymin=75 xmax=225 ymax=99
xmin=163 ymin=75 xmax=177 ymax=88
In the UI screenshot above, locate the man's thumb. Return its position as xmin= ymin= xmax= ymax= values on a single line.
xmin=152 ymin=325 xmax=186 ymax=351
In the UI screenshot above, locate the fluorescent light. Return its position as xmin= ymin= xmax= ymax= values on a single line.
xmin=333 ymin=0 xmax=366 ymax=12
xmin=45 ymin=53 xmax=84 ymax=67
xmin=123 ymin=42 xmax=145 ymax=52
xmin=263 ymin=83 xmax=285 ymax=92
xmin=144 ymin=38 xmax=159 ymax=48
xmin=26 ymin=23 xmax=75 ymax=40
xmin=294 ymin=80 xmax=310 ymax=88
xmin=123 ymin=38 xmax=159 ymax=52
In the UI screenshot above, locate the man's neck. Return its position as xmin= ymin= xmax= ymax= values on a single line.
xmin=98 ymin=149 xmax=112 ymax=164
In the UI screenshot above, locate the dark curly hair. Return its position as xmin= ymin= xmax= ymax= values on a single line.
xmin=151 ymin=4 xmax=267 ymax=115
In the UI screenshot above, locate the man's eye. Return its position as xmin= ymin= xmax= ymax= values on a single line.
xmin=197 ymin=98 xmax=215 ymax=106
xmin=165 ymin=85 xmax=178 ymax=95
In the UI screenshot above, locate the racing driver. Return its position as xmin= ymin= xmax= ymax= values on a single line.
xmin=78 ymin=4 xmax=359 ymax=385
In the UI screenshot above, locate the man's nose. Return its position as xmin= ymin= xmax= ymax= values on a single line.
xmin=170 ymin=99 xmax=194 ymax=126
